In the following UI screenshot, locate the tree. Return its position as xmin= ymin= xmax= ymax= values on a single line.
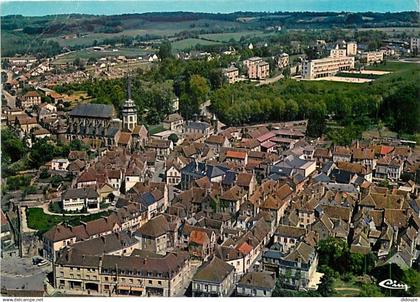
xmin=317 ymin=237 xmax=349 ymax=274
xmin=359 ymin=284 xmax=384 ymax=297
xmin=380 ymin=82 xmax=420 ymax=134
xmin=317 ymin=270 xmax=335 ymax=297
xmin=2 ymin=128 xmax=27 ymax=163
xmin=158 ymin=40 xmax=172 ymax=60
xmin=306 ymin=103 xmax=327 ymax=138
xmin=282 ymin=67 xmax=291 ymax=78
xmin=168 ymin=133 xmax=179 ymax=144
xmin=189 ymin=74 xmax=209 ymax=104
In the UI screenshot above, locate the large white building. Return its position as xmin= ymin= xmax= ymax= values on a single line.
xmin=302 ymin=56 xmax=355 ymax=79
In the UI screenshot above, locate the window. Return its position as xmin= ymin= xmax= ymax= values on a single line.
xmin=158 ymin=281 xmax=162 ymax=285
xmin=148 ymin=280 xmax=152 ymax=284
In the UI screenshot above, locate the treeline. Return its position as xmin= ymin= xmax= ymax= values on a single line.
xmin=210 ymin=66 xmax=418 ymax=142
xmin=55 ymin=77 xmax=177 ymax=125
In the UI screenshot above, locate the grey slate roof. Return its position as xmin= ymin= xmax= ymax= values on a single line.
xmin=69 ymin=103 xmax=114 ymax=119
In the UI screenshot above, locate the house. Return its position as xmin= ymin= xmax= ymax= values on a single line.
xmin=15 ymin=115 xmax=38 ymax=135
xmin=180 ymin=161 xmax=228 ymax=190
xmin=313 ymin=148 xmax=332 ymax=167
xmin=134 ymin=215 xmax=170 ymax=255
xmin=189 ymin=230 xmax=212 ymax=261
xmin=42 ymin=224 xmax=77 ymax=261
xmin=19 ymin=90 xmax=41 ymax=109
xmin=332 ymin=146 xmax=352 ymax=163
xmin=165 ymin=161 xmax=182 ymax=186
xmin=352 ymin=147 xmax=376 ymax=170
xmin=264 ymin=242 xmax=319 ymax=290
xmin=185 ymin=121 xmax=212 ymax=137
xmin=192 ymin=256 xmax=235 ymax=297
xmin=162 ymin=113 xmax=184 ymax=132
xmin=225 ymin=150 xmax=248 ymax=165
xmin=61 ymin=188 xmax=101 ymax=212
xmin=117 ymin=131 xmax=132 ymax=150
xmin=236 ymin=272 xmax=276 ymax=297
xmin=272 ymin=154 xmax=316 ymax=178
xmin=259 ymin=186 xmax=292 ymax=225
xmin=220 ymin=185 xmax=247 ymax=214
xmin=205 ymin=135 xmax=230 ymax=152
xmin=375 ymin=157 xmax=404 ymax=181
xmin=332 ymin=161 xmax=372 ymax=183
xmin=131 ymin=124 xmax=148 ymax=148
xmin=125 ymin=161 xmax=146 ymax=191
xmin=274 ymin=225 xmax=306 ymax=253
xmin=50 ymin=158 xmax=70 ymax=171
xmin=145 ymin=139 xmax=173 ymax=159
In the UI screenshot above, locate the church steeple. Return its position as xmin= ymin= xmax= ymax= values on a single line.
xmin=121 ymin=76 xmax=137 ymax=132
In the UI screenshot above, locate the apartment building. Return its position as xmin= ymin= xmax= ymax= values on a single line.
xmin=361 ymin=51 xmax=384 ymax=64
xmin=346 ymin=42 xmax=358 ymax=56
xmin=223 ymin=66 xmax=239 ymax=84
xmin=410 ymin=37 xmax=420 ymax=52
xmin=276 ymin=53 xmax=289 ymax=69
xmin=243 ymin=57 xmax=270 ymax=80
xmin=302 ymin=56 xmax=355 ymax=79
xmin=54 ymin=249 xmax=190 ymax=297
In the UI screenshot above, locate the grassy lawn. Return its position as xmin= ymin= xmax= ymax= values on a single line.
xmin=148 ymin=124 xmax=165 ymax=135
xmin=26 ymin=207 xmax=112 ymax=234
xmin=333 ymin=278 xmax=362 ymax=297
xmin=171 ymin=38 xmax=221 ymax=51
xmin=366 ymin=61 xmax=420 ymax=72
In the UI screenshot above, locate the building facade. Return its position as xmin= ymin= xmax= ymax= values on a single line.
xmin=302 ymin=56 xmax=355 ymax=79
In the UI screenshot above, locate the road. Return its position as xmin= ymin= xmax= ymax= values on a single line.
xmin=1 ymin=252 xmax=51 ymax=293
xmin=256 ymin=73 xmax=284 ymax=86
xmin=2 ymin=88 xmax=17 ymax=108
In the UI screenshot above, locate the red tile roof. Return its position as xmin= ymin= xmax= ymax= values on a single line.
xmin=226 ymin=150 xmax=247 ymax=160
xmin=190 ymin=230 xmax=209 ymax=245
xmin=237 ymin=242 xmax=253 ymax=255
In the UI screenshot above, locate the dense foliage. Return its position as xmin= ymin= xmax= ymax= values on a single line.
xmin=317 ymin=237 xmax=377 ymax=275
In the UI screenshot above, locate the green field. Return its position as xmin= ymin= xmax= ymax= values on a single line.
xmin=366 ymin=61 xmax=420 ymax=72
xmin=199 ymin=30 xmax=264 ymax=42
xmin=26 ymin=207 xmax=112 ymax=234
xmin=171 ymin=38 xmax=220 ymax=51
